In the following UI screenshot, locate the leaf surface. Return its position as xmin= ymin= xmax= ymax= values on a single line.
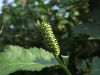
xmin=0 ymin=45 xmax=59 ymax=75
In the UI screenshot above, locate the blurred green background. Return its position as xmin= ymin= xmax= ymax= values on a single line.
xmin=0 ymin=0 xmax=100 ymax=75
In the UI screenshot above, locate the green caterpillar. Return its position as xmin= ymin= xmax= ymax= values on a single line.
xmin=37 ymin=21 xmax=60 ymax=56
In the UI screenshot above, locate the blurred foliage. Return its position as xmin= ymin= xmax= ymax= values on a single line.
xmin=0 ymin=0 xmax=100 ymax=75
xmin=0 ymin=0 xmax=89 ymax=49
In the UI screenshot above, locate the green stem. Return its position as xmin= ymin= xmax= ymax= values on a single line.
xmin=62 ymin=65 xmax=72 ymax=75
xmin=54 ymin=55 xmax=72 ymax=75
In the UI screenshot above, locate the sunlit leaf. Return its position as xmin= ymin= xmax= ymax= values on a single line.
xmin=0 ymin=45 xmax=60 ymax=75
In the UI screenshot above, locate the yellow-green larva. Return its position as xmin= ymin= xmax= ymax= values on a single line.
xmin=37 ymin=21 xmax=60 ymax=56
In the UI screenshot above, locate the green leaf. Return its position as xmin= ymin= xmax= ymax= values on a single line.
xmin=90 ymin=57 xmax=100 ymax=75
xmin=84 ymin=57 xmax=100 ymax=75
xmin=72 ymin=24 xmax=100 ymax=39
xmin=0 ymin=45 xmax=60 ymax=75
xmin=61 ymin=55 xmax=69 ymax=65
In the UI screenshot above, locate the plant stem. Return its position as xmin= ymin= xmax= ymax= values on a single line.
xmin=55 ymin=55 xmax=72 ymax=75
xmin=62 ymin=65 xmax=72 ymax=75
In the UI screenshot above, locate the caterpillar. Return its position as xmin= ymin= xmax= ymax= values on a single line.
xmin=37 ymin=21 xmax=60 ymax=56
